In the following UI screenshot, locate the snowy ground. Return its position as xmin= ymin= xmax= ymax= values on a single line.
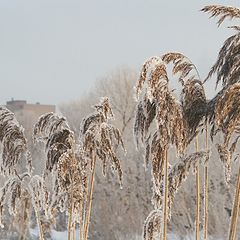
xmin=29 ymin=228 xmax=222 ymax=240
xmin=30 ymin=227 xmax=78 ymax=240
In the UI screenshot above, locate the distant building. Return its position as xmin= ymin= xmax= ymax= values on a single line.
xmin=6 ymin=99 xmax=55 ymax=118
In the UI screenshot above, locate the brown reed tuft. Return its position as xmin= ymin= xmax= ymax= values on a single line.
xmin=33 ymin=112 xmax=69 ymax=142
xmin=202 ymin=6 xmax=240 ymax=88
xmin=143 ymin=209 xmax=162 ymax=240
xmin=213 ymin=83 xmax=240 ymax=182
xmin=201 ymin=5 xmax=240 ymax=26
xmin=0 ymin=107 xmax=27 ymax=175
xmin=80 ymin=97 xmax=124 ymax=240
xmin=181 ymin=79 xmax=207 ymax=140
xmin=33 ymin=113 xmax=74 ymax=174
xmin=167 ymin=151 xmax=209 ymax=218
xmin=57 ymin=149 xmax=89 ymax=205
xmin=81 ymin=97 xmax=124 ymax=184
xmin=162 ymin=52 xmax=199 ymax=83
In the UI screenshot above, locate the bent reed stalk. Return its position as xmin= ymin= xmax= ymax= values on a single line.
xmin=84 ymin=155 xmax=96 ymax=240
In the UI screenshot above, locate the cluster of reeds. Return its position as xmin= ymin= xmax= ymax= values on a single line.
xmin=0 ymin=107 xmax=48 ymax=239
xmin=202 ymin=5 xmax=240 ymax=240
xmin=0 ymin=97 xmax=124 ymax=240
xmin=136 ymin=4 xmax=240 ymax=240
xmin=134 ymin=53 xmax=209 ymax=240
xmin=1 ymin=4 xmax=240 ymax=240
xmin=79 ymin=97 xmax=124 ymax=240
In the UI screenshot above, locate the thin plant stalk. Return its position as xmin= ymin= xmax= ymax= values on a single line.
xmin=163 ymin=149 xmax=168 ymax=240
xmin=35 ymin=206 xmax=44 ymax=240
xmin=79 ymin=200 xmax=83 ymax=240
xmin=68 ymin=211 xmax=72 ymax=240
xmin=73 ymin=222 xmax=76 ymax=240
xmin=19 ymin=198 xmax=31 ymax=240
xmin=195 ymin=135 xmax=200 ymax=240
xmin=204 ymin=125 xmax=209 ymax=240
xmin=84 ymin=155 xmax=97 ymax=240
xmin=68 ymin=183 xmax=74 ymax=240
xmin=228 ymin=163 xmax=240 ymax=240
xmin=82 ymin=199 xmax=87 ymax=240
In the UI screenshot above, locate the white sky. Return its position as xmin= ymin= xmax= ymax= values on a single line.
xmin=0 ymin=0 xmax=239 ymax=105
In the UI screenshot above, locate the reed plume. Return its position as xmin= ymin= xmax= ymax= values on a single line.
xmin=34 ymin=112 xmax=89 ymax=240
xmin=80 ymin=97 xmax=124 ymax=240
xmin=228 ymin=163 xmax=240 ymax=240
xmin=202 ymin=6 xmax=240 ymax=88
xmin=201 ymin=5 xmax=240 ymax=27
xmin=143 ymin=209 xmax=162 ymax=240
xmin=0 ymin=107 xmax=27 ymax=175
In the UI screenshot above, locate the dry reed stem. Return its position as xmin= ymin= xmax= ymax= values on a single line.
xmin=204 ymin=125 xmax=209 ymax=240
xmin=195 ymin=135 xmax=200 ymax=240
xmin=18 ymin=195 xmax=31 ymax=240
xmin=79 ymin=200 xmax=83 ymax=240
xmin=163 ymin=149 xmax=168 ymax=240
xmin=228 ymin=164 xmax=240 ymax=240
xmin=35 ymin=205 xmax=44 ymax=240
xmin=68 ymin=183 xmax=74 ymax=240
xmin=68 ymin=210 xmax=72 ymax=240
xmin=84 ymin=155 xmax=96 ymax=240
xmin=73 ymin=222 xmax=76 ymax=240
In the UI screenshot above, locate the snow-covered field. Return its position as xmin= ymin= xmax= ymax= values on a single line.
xmin=29 ymin=228 xmax=222 ymax=240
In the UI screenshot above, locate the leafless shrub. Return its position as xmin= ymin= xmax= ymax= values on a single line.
xmin=33 ymin=113 xmax=74 ymax=174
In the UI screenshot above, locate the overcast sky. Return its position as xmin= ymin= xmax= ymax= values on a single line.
xmin=0 ymin=0 xmax=239 ymax=105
